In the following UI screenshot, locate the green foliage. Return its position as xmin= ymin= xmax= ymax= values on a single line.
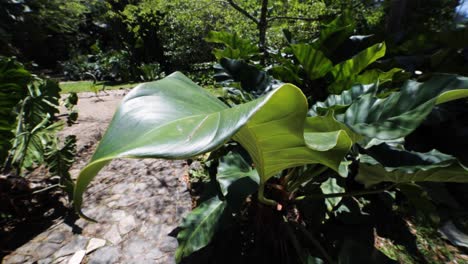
xmin=0 ymin=57 xmax=31 ymax=164
xmin=342 ymin=75 xmax=468 ymax=139
xmin=74 ymin=68 xmax=468 ymax=262
xmin=138 ymin=63 xmax=164 ymax=82
xmin=205 ymin=31 xmax=259 ymax=60
xmin=175 ymin=196 xmax=227 ymax=262
xmin=0 ymin=57 xmax=77 ymax=198
xmin=73 ymin=72 xmax=353 ymax=216
xmin=62 ymin=50 xmax=134 ymax=82
xmin=44 ymin=135 xmax=77 ymax=200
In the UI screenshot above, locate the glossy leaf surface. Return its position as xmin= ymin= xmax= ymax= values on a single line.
xmin=344 ymin=75 xmax=468 ymax=139
xmin=74 ymin=72 xmax=350 ymax=216
xmin=356 ymin=147 xmax=468 ymax=187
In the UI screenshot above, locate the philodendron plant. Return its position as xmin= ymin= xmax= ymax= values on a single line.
xmin=74 ymin=72 xmax=468 ymax=263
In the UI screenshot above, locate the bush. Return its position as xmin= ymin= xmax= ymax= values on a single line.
xmin=62 ymin=50 xmax=134 ymax=82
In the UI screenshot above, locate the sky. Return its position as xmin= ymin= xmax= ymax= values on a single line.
xmin=456 ymin=0 xmax=468 ymax=17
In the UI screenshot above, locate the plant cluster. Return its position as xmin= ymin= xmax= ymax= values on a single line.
xmin=0 ymin=57 xmax=78 ymax=217
xmin=73 ymin=13 xmax=468 ymax=263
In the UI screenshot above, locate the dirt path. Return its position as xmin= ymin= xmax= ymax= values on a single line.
xmin=3 ymin=90 xmax=192 ymax=264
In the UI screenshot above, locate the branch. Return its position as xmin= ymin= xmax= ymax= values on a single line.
xmin=225 ymin=0 xmax=259 ymax=25
xmin=268 ymin=14 xmax=334 ymax=22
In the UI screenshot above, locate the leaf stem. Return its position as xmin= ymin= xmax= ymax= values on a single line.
xmin=258 ymin=182 xmax=278 ymax=206
xmin=295 ymin=183 xmax=397 ymax=201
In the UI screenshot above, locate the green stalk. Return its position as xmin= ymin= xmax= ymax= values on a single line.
xmin=258 ymin=182 xmax=278 ymax=206
xmin=4 ymin=96 xmax=30 ymax=174
xmin=287 ymin=165 xmax=328 ymax=193
xmin=295 ymin=183 xmax=397 ymax=201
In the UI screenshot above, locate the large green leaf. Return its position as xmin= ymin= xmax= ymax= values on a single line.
xmin=328 ymin=42 xmax=386 ymax=93
xmin=175 ymin=196 xmax=227 ymax=263
xmin=0 ymin=57 xmax=30 ymax=163
xmin=315 ymin=12 xmax=355 ymax=55
xmin=12 ymin=118 xmax=64 ymax=170
xmin=355 ymin=68 xmax=405 ymax=85
xmin=232 ymin=86 xmax=347 ymax=184
xmin=356 ymin=147 xmax=468 ymax=187
xmin=309 ymin=82 xmax=377 ymax=116
xmin=291 ymin=44 xmax=333 ymax=80
xmin=74 ymin=72 xmax=349 ymax=215
xmin=214 ymin=58 xmax=273 ymax=94
xmin=344 ymin=74 xmax=468 ymax=140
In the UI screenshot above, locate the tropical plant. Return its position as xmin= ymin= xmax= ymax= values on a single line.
xmin=74 ymin=71 xmax=468 ymax=263
xmin=0 ymin=57 xmax=31 ymax=165
xmin=1 ymin=57 xmax=77 ymax=200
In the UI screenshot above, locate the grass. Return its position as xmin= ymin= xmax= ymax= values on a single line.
xmin=59 ymin=81 xmax=138 ymax=94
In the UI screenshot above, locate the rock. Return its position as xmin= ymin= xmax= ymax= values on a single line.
xmin=35 ymin=242 xmax=61 ymax=259
xmin=4 ymin=254 xmax=27 ymax=264
xmin=48 ymin=231 xmax=67 ymax=244
xmin=87 ymin=246 xmax=120 ymax=264
xmin=103 ymin=225 xmax=122 ymax=245
xmin=118 ymin=215 xmax=136 ymax=235
xmin=53 ymin=235 xmax=89 ymax=259
xmin=145 ymin=248 xmax=164 ymax=260
xmin=67 ymin=250 xmax=86 ymax=264
xmin=159 ymin=237 xmax=178 ymax=252
xmin=111 ymin=183 xmax=128 ymax=194
xmin=86 ymin=238 xmax=107 ymax=254
xmin=110 ymin=210 xmax=126 ymax=221
xmin=15 ymin=242 xmax=39 ymax=255
xmin=37 ymin=258 xmax=52 ymax=264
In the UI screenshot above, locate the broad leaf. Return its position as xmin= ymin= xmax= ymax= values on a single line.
xmin=0 ymin=57 xmax=30 ymax=163
xmin=309 ymin=82 xmax=377 ymax=116
xmin=331 ymin=42 xmax=386 ymax=80
xmin=12 ymin=118 xmax=64 ymax=170
xmin=344 ymin=74 xmax=468 ymax=140
xmin=291 ymin=44 xmax=333 ymax=80
xmin=232 ymin=85 xmax=347 ymax=185
xmin=214 ymin=58 xmax=275 ymax=95
xmin=316 ymin=12 xmax=355 ymax=55
xmin=175 ymin=196 xmax=227 ymax=262
xmin=328 ymin=42 xmax=386 ymax=93
xmin=357 ymin=143 xmax=468 ymax=187
xmin=356 ymin=68 xmax=405 ymax=85
xmin=217 ymin=150 xmax=259 ymax=196
xmin=74 ymin=72 xmax=348 ymax=216
xmin=321 ymin=177 xmax=345 ymax=211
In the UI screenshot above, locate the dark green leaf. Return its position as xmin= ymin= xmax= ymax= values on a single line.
xmin=356 ymin=149 xmax=468 ymax=187
xmin=344 ymin=74 xmax=468 ymax=140
xmin=215 ymin=58 xmax=274 ymax=94
xmin=309 ymin=83 xmax=377 ymax=116
xmin=217 ymin=150 xmax=259 ymax=196
xmin=176 ymin=196 xmax=227 ymax=262
xmin=291 ymin=44 xmax=333 ymax=80
xmin=329 ymin=42 xmax=386 ymax=93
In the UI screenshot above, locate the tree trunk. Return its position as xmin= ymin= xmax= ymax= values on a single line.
xmin=258 ymin=0 xmax=269 ymax=65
